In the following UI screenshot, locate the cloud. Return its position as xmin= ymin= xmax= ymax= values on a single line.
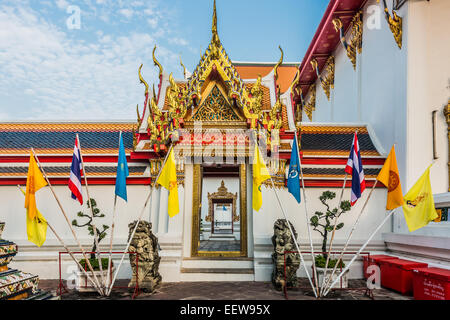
xmin=169 ymin=37 xmax=188 ymax=46
xmin=0 ymin=4 xmax=181 ymax=120
xmin=118 ymin=8 xmax=134 ymax=19
xmin=55 ymin=0 xmax=69 ymax=10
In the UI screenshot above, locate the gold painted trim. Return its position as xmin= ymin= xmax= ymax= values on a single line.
xmin=191 ymin=164 xmax=201 ymax=257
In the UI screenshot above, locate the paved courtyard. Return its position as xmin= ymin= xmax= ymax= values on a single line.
xmin=39 ymin=278 xmax=413 ymax=300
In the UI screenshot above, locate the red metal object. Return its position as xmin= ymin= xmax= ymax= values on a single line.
xmin=412 ymin=267 xmax=450 ymax=300
xmin=282 ymin=251 xmax=372 ymax=299
xmin=379 ymin=259 xmax=428 ymax=295
xmin=57 ymin=251 xmax=141 ymax=299
xmin=363 ymin=255 xmax=399 ymax=279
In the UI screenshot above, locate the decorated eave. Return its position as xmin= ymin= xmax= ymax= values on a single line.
xmin=0 ymin=122 xmax=150 ymax=185
xmin=290 ymin=0 xmax=367 ymax=120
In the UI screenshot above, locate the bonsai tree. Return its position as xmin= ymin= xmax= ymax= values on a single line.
xmin=72 ymin=198 xmax=109 ymax=270
xmin=310 ymin=191 xmax=351 ymax=268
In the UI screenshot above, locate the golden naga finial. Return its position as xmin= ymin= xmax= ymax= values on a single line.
xmin=136 ymin=104 xmax=141 ymax=123
xmin=289 ymin=69 xmax=300 ymax=94
xmin=152 ymin=45 xmax=164 ymax=78
xmin=152 ymin=83 xmax=157 ymax=100
xmin=180 ymin=56 xmax=187 ymax=79
xmin=138 ymin=64 xmax=149 ymax=95
xmin=274 ymin=46 xmax=284 ymax=82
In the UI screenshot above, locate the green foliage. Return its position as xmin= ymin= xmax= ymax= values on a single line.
xmin=79 ymin=258 xmax=112 ymax=271
xmin=314 ymin=255 xmax=345 ymax=268
xmin=72 ymin=198 xmax=109 ymax=259
xmin=310 ymin=191 xmax=351 ymax=257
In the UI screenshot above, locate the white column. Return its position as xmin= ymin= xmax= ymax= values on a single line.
xmin=158 ymin=187 xmax=169 ymax=234
xmin=150 ymin=185 xmax=161 ymax=232
xmin=246 ymin=162 xmax=254 ymax=257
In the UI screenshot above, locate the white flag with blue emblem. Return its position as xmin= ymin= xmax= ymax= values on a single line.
xmin=287 ymin=135 xmax=301 ymax=203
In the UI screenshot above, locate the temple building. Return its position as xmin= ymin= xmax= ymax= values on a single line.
xmin=0 ymin=0 xmax=449 ymax=285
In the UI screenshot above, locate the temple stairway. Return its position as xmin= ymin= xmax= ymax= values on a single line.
xmin=180 ymin=257 xmax=255 ymax=281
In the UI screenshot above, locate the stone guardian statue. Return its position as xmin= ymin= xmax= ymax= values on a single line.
xmin=128 ymin=221 xmax=162 ymax=293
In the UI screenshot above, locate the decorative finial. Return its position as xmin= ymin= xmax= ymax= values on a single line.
xmin=180 ymin=55 xmax=187 ymax=79
xmin=152 ymin=45 xmax=164 ymax=78
xmin=138 ymin=64 xmax=149 ymax=95
xmin=212 ymin=0 xmax=220 ymax=45
xmin=274 ymin=46 xmax=284 ymax=82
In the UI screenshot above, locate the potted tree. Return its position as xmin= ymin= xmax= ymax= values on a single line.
xmin=72 ymin=198 xmax=112 ymax=292
xmin=310 ymin=191 xmax=351 ymax=289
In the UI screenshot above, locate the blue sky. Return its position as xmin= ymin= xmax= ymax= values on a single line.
xmin=0 ymin=0 xmax=328 ymax=121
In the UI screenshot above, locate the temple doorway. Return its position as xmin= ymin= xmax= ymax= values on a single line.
xmin=191 ymin=164 xmax=248 ymax=257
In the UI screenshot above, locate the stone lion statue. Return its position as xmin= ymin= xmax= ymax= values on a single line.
xmin=271 ymin=219 xmax=300 ymax=291
xmin=128 ymin=221 xmax=162 ymax=293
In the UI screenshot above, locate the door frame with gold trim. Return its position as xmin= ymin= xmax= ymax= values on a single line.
xmin=191 ymin=164 xmax=247 ymax=257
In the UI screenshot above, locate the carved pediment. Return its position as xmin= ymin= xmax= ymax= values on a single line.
xmin=192 ymin=85 xmax=242 ymax=122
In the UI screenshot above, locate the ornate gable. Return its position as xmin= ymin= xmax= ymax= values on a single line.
xmin=132 ymin=0 xmax=289 ymax=155
xmin=192 ymin=85 xmax=242 ymax=122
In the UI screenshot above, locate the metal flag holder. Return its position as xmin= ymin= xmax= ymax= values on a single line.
xmin=282 ymin=250 xmax=374 ymax=300
xmin=58 ymin=251 xmax=141 ymax=299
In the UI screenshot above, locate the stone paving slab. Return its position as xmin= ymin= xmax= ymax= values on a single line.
xmin=38 ymin=279 xmax=413 ymax=300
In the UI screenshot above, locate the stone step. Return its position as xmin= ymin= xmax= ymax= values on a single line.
xmin=181 ymin=258 xmax=253 ymax=269
xmin=180 ymin=267 xmax=255 ymax=282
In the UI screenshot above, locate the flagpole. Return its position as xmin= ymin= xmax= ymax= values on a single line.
xmin=76 ymin=134 xmax=106 ymax=290
xmin=319 ymin=173 xmax=348 ymax=296
xmin=105 ymin=131 xmax=122 ymax=289
xmin=323 ymin=207 xmax=397 ymax=297
xmin=106 ymin=144 xmax=174 ymax=296
xmin=321 ymin=180 xmax=378 ymax=295
xmin=294 ymin=129 xmax=320 ymax=297
xmin=254 ymin=134 xmax=318 ymax=298
xmin=31 ymin=148 xmax=105 ymax=295
xmin=17 ymin=185 xmax=102 ymax=295
xmin=105 ymin=196 xmax=117 ymax=290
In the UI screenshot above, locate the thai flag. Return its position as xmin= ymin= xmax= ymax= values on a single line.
xmin=69 ymin=136 xmax=83 ymax=205
xmin=345 ymin=132 xmax=366 ymax=206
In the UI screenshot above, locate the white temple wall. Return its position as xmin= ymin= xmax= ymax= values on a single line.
xmin=2 ymin=184 xmax=150 ymax=280
xmin=252 ymin=185 xmax=390 ymax=281
xmin=305 ymin=0 xmax=409 ymax=181
xmin=396 ymin=0 xmax=450 ymax=238
xmin=307 ymin=0 xmax=450 ymax=263
xmin=305 ymin=1 xmax=415 ymax=234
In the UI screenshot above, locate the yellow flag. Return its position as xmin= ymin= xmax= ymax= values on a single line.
xmin=156 ymin=148 xmax=179 ymax=217
xmin=25 ymin=152 xmax=47 ymax=220
xmin=252 ymin=144 xmax=271 ymax=211
xmin=377 ymin=145 xmax=404 ymax=210
xmin=20 ymin=187 xmax=47 ymax=247
xmin=402 ymin=166 xmax=438 ymax=232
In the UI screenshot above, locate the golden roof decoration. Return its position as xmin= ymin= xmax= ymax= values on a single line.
xmin=153 ymin=45 xmax=164 ymax=78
